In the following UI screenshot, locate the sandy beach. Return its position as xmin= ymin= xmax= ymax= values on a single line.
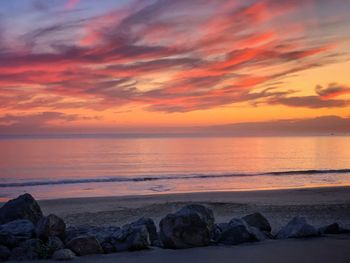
xmin=3 ymin=186 xmax=349 ymax=263
xmin=36 ymin=186 xmax=350 ymax=232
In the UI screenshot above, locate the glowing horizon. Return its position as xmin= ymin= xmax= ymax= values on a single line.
xmin=0 ymin=0 xmax=350 ymax=134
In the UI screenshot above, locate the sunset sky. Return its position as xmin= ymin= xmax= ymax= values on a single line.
xmin=0 ymin=0 xmax=350 ymax=134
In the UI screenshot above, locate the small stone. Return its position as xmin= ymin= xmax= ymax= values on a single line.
xmin=52 ymin=249 xmax=76 ymax=260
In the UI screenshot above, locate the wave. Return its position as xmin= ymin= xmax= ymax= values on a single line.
xmin=1 ymin=168 xmax=350 ymax=188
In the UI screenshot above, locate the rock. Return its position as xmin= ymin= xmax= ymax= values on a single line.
xmin=101 ymin=242 xmax=115 ymax=254
xmin=9 ymin=238 xmax=51 ymax=261
xmin=276 ymin=216 xmax=319 ymax=239
xmin=0 ymin=193 xmax=43 ymax=224
xmin=0 ymin=245 xmax=11 ymax=261
xmin=242 ymin=212 xmax=272 ymax=232
xmin=66 ymin=236 xmax=103 ymax=256
xmin=0 ymin=233 xmax=18 ymax=248
xmin=159 ymin=204 xmax=215 ymax=249
xmin=0 ymin=219 xmax=35 ymax=247
xmin=217 ymin=218 xmax=257 ymax=245
xmin=111 ymin=224 xmax=150 ymax=251
xmin=36 ymin=214 xmax=66 ymax=240
xmin=46 ymin=236 xmax=65 ymax=253
xmin=319 ymin=223 xmax=349 ymax=234
xmin=64 ymin=225 xmax=90 ymax=244
xmin=52 ymin=249 xmax=76 ymax=260
xmin=130 ymin=218 xmax=158 ymax=245
xmin=64 ymin=225 xmax=120 ymax=245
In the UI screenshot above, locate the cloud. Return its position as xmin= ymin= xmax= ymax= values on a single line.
xmin=316 ymin=83 xmax=350 ymax=99
xmin=65 ymin=0 xmax=80 ymax=10
xmin=199 ymin=115 xmax=350 ymax=136
xmin=0 ymin=0 xmax=348 ymax=116
xmin=265 ymin=83 xmax=350 ymax=109
xmin=0 ymin=112 xmax=100 ymax=134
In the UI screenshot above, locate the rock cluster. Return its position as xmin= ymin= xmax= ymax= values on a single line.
xmin=0 ymin=194 xmax=349 ymax=261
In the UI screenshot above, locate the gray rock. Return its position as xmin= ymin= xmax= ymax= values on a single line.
xmin=52 ymin=249 xmax=76 ymax=260
xmin=242 ymin=212 xmax=272 ymax=232
xmin=0 ymin=219 xmax=35 ymax=247
xmin=66 ymin=235 xmax=103 ymax=256
xmin=217 ymin=218 xmax=256 ymax=245
xmin=0 ymin=193 xmax=43 ymax=224
xmin=276 ymin=216 xmax=319 ymax=239
xmin=46 ymin=236 xmax=65 ymax=253
xmin=36 ymin=214 xmax=66 ymax=240
xmin=130 ymin=218 xmax=158 ymax=245
xmin=111 ymin=224 xmax=150 ymax=252
xmin=159 ymin=204 xmax=215 ymax=249
xmin=319 ymin=223 xmax=349 ymax=234
xmin=0 ymin=245 xmax=11 ymax=261
xmin=9 ymin=238 xmax=51 ymax=261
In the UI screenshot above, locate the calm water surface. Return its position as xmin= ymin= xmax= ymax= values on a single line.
xmin=0 ymin=136 xmax=350 ymax=200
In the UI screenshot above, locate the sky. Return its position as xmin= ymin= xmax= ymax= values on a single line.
xmin=0 ymin=0 xmax=350 ymax=135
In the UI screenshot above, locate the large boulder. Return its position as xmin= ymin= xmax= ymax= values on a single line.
xmin=276 ymin=216 xmax=319 ymax=239
xmin=130 ymin=218 xmax=158 ymax=245
xmin=52 ymin=249 xmax=76 ymax=260
xmin=0 ymin=219 xmax=35 ymax=247
xmin=36 ymin=214 xmax=66 ymax=240
xmin=66 ymin=235 xmax=103 ymax=256
xmin=0 ymin=193 xmax=43 ymax=224
xmin=319 ymin=223 xmax=349 ymax=234
xmin=9 ymin=238 xmax=51 ymax=261
xmin=0 ymin=245 xmax=11 ymax=261
xmin=217 ymin=218 xmax=259 ymax=245
xmin=111 ymin=223 xmax=150 ymax=252
xmin=242 ymin=212 xmax=272 ymax=233
xmin=159 ymin=204 xmax=215 ymax=249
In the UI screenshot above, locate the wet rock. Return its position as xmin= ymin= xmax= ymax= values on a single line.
xmin=276 ymin=216 xmax=319 ymax=239
xmin=0 ymin=245 xmax=11 ymax=261
xmin=36 ymin=214 xmax=66 ymax=240
xmin=0 ymin=219 xmax=35 ymax=247
xmin=242 ymin=212 xmax=272 ymax=233
xmin=66 ymin=235 xmax=103 ymax=256
xmin=159 ymin=204 xmax=215 ymax=249
xmin=319 ymin=223 xmax=349 ymax=234
xmin=0 ymin=193 xmax=43 ymax=224
xmin=111 ymin=224 xmax=150 ymax=252
xmin=52 ymin=249 xmax=76 ymax=260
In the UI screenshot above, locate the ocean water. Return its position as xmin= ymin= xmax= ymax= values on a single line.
xmin=0 ymin=136 xmax=350 ymax=201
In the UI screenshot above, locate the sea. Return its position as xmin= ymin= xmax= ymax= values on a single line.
xmin=0 ymin=135 xmax=350 ymax=201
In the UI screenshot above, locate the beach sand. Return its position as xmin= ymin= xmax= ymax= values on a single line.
xmin=37 ymin=186 xmax=350 ymax=232
xmin=5 ymin=186 xmax=350 ymax=263
xmin=22 ymin=234 xmax=350 ymax=263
